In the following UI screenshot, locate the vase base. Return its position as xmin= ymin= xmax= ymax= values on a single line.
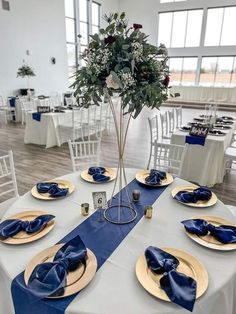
xmin=103 ymin=204 xmax=137 ymax=225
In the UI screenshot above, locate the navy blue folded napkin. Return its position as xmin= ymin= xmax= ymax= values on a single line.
xmin=26 ymin=235 xmax=87 ymax=298
xmin=145 ymin=246 xmax=196 ymax=311
xmin=0 ymin=214 xmax=55 ymax=239
xmin=88 ymin=167 xmax=110 ymax=182
xmin=36 ymin=182 xmax=69 ymax=197
xmin=181 ymin=219 xmax=236 ymax=244
xmin=185 ymin=135 xmax=205 ymax=146
xmin=32 ymin=112 xmax=41 ymax=122
xmin=174 ymin=187 xmax=212 ymax=204
xmin=9 ymin=97 xmax=16 ymax=107
xmin=145 ymin=169 xmax=167 ymax=185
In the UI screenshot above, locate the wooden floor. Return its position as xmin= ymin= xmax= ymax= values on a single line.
xmin=0 ymin=106 xmax=236 ymax=205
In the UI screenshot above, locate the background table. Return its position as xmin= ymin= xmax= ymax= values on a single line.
xmin=0 ymin=169 xmax=235 ymax=314
xmin=24 ymin=110 xmax=73 ymax=148
xmin=171 ymin=121 xmax=236 ymax=187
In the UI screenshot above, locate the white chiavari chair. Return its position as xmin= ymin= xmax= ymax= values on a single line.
xmin=0 ymin=95 xmax=16 ymax=123
xmin=151 ymin=141 xmax=185 ymax=176
xmin=167 ymin=109 xmax=175 ymax=134
xmin=58 ymin=107 xmax=84 ymax=145
xmin=0 ymin=150 xmax=19 ymax=218
xmin=19 ymin=99 xmax=36 ymax=124
xmin=160 ymin=111 xmax=171 ymax=141
xmin=68 ymin=139 xmax=101 ymax=172
xmin=175 ymin=106 xmax=183 ymax=128
xmin=224 ymin=147 xmax=236 ymax=174
xmin=147 ymin=115 xmax=159 ymax=169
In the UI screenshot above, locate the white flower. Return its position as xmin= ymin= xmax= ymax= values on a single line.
xmin=131 ymin=42 xmax=143 ymax=61
xmin=119 ymin=72 xmax=135 ymax=90
xmin=106 ymin=74 xmax=120 ymax=89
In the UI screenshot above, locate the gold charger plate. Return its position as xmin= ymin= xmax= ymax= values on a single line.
xmin=24 ymin=244 xmax=97 ymax=298
xmin=0 ymin=210 xmax=55 ymax=245
xmin=80 ymin=168 xmax=116 ymax=184
xmin=136 ymin=247 xmax=208 ymax=302
xmin=31 ymin=179 xmax=75 ymax=200
xmin=184 ymin=215 xmax=236 ymax=251
xmin=171 ymin=185 xmax=217 ymax=208
xmin=135 ymin=170 xmax=174 ymax=187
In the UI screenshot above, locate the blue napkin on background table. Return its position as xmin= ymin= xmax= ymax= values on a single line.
xmin=0 ymin=214 xmax=55 ymax=239
xmin=182 ymin=219 xmax=236 ymax=244
xmin=26 ymin=235 xmax=87 ymax=298
xmin=185 ymin=135 xmax=205 ymax=146
xmin=145 ymin=169 xmax=167 ymax=185
xmin=32 ymin=112 xmax=41 ymax=122
xmin=88 ymin=167 xmax=110 ymax=182
xmin=145 ymin=246 xmax=196 ymax=311
xmin=36 ymin=182 xmax=68 ymax=198
xmin=174 ymin=187 xmax=212 ymax=203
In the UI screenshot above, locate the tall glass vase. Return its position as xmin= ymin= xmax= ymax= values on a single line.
xmin=103 ymin=96 xmax=137 ymax=224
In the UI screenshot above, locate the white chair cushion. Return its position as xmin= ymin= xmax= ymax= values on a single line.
xmin=0 ymin=197 xmax=18 ymax=220
xmin=231 ymin=141 xmax=236 ymax=148
xmin=225 ymin=147 xmax=236 ymax=158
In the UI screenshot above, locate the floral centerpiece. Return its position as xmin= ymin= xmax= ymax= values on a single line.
xmin=72 ymin=12 xmax=169 ymax=118
xmin=71 ymin=12 xmax=170 ymax=224
xmin=17 ymin=63 xmax=36 ymax=95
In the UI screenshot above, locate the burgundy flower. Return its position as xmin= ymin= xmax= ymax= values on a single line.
xmin=143 ymin=71 xmax=149 ymax=80
xmin=163 ymin=75 xmax=170 ymax=88
xmin=104 ymin=36 xmax=116 ymax=45
xmin=133 ymin=23 xmax=143 ymax=30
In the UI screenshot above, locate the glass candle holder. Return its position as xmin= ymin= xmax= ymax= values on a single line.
xmin=132 ymin=189 xmax=141 ymax=202
xmin=81 ymin=203 xmax=89 ymax=216
xmin=144 ymin=205 xmax=153 ymax=219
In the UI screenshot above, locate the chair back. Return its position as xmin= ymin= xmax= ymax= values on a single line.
xmin=0 ymin=150 xmax=18 ymax=199
xmin=0 ymin=95 xmax=6 ymax=108
xmin=147 ymin=115 xmax=159 ymax=169
xmin=68 ymin=139 xmax=101 ymax=172
xmin=175 ymin=106 xmax=182 ymax=128
xmin=152 ymin=141 xmax=185 ymax=176
xmin=167 ymin=109 xmax=175 ymax=133
xmin=65 ymin=97 xmax=74 ymax=107
xmin=160 ymin=111 xmax=170 ymax=139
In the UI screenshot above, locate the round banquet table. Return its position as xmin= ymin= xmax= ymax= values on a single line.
xmin=0 ymin=169 xmax=236 ymax=314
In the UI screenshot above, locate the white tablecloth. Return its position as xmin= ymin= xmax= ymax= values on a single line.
xmin=169 ymin=86 xmax=236 ymax=104
xmin=171 ymin=120 xmax=236 ymax=187
xmin=0 ymin=169 xmax=235 ymax=314
xmin=24 ymin=110 xmax=73 ymax=148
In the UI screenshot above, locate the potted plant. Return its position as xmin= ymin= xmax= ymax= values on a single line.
xmin=17 ymin=63 xmax=36 ymax=97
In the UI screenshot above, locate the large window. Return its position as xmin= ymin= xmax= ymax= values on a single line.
xmin=169 ymin=57 xmax=198 ymax=86
xmin=200 ymin=56 xmax=236 ymax=87
xmin=158 ymin=10 xmax=203 ymax=48
xmin=205 ymin=7 xmax=236 ymax=46
xmin=158 ymin=3 xmax=236 ymax=87
xmin=65 ymin=0 xmax=100 ymax=80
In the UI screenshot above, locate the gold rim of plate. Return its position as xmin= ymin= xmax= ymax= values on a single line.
xmin=0 ymin=210 xmax=55 ymax=245
xmin=184 ymin=215 xmax=236 ymax=251
xmin=136 ymin=247 xmax=208 ymax=302
xmin=171 ymin=185 xmax=217 ymax=208
xmin=31 ymin=179 xmax=75 ymax=200
xmin=135 ymin=170 xmax=174 ymax=187
xmin=80 ymin=168 xmax=116 ymax=184
xmin=24 ymin=244 xmax=97 ymax=298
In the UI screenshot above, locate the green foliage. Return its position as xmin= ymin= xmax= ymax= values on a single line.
xmin=17 ymin=64 xmax=36 ymax=78
xmin=71 ymin=12 xmax=170 ymax=118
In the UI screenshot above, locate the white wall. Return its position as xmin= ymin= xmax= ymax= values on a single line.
xmin=0 ymin=0 xmax=69 ymax=97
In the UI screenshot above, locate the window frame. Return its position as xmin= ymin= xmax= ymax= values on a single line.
xmin=65 ymin=0 xmax=101 ymax=77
